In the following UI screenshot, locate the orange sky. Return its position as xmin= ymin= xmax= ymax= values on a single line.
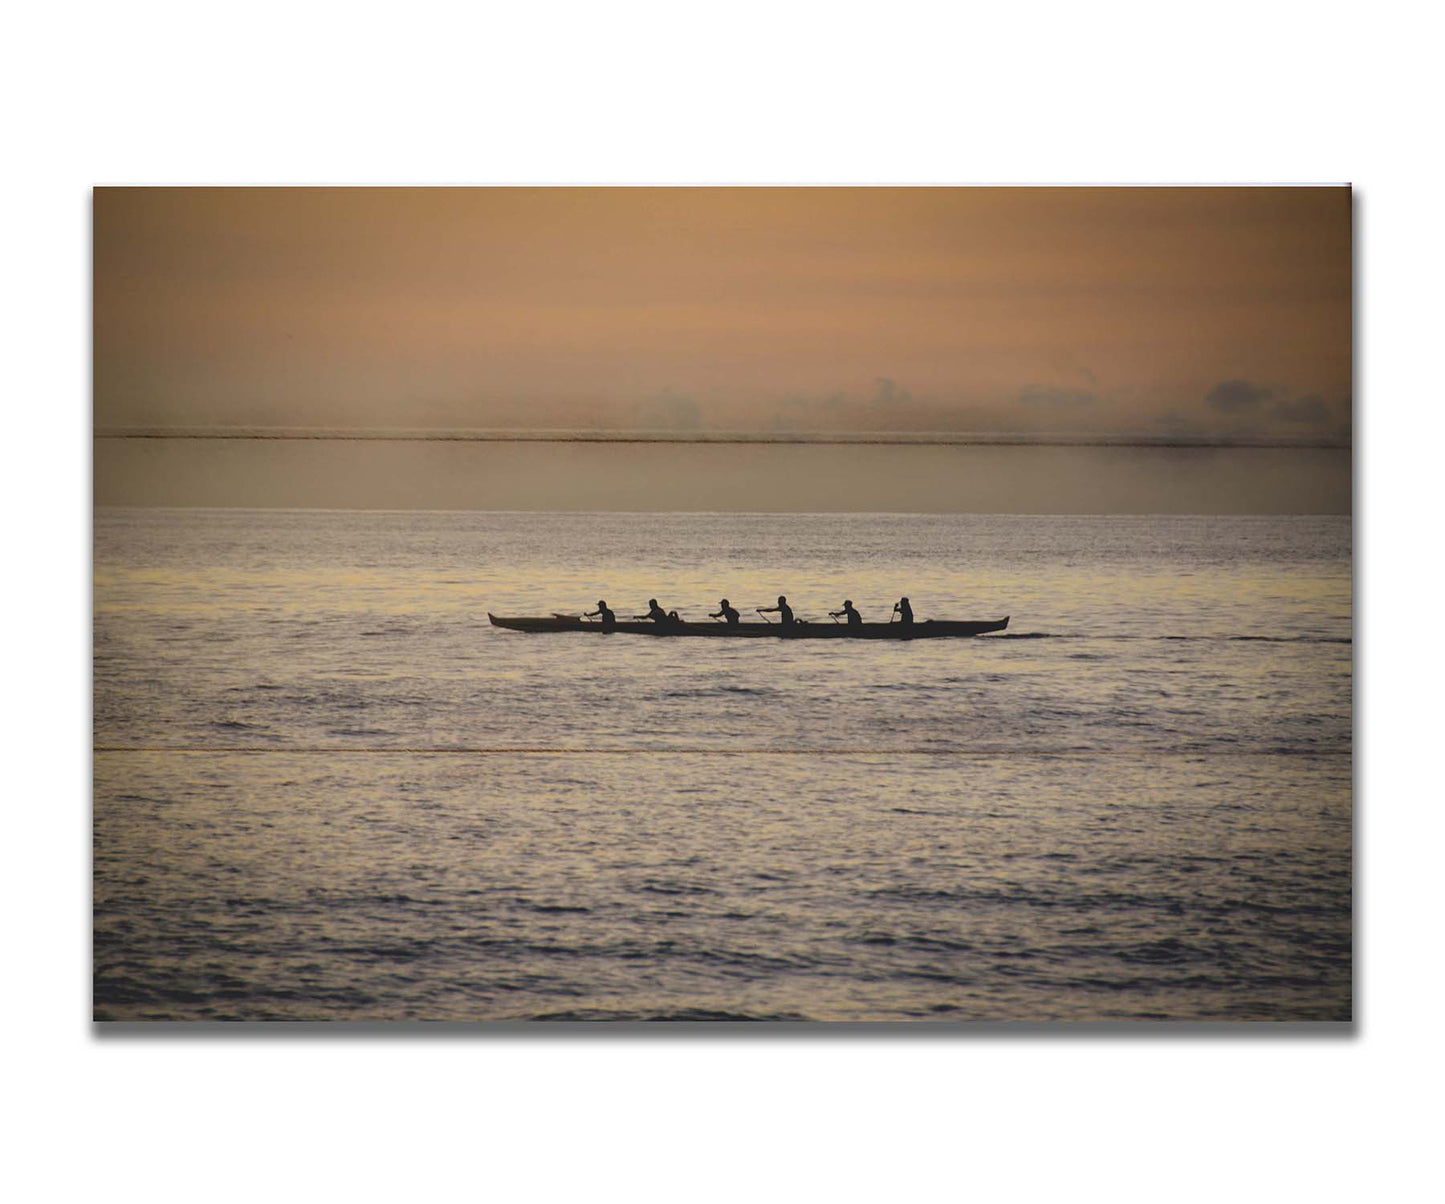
xmin=94 ymin=187 xmax=1351 ymax=442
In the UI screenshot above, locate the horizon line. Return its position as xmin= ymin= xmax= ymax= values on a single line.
xmin=93 ymin=426 xmax=1351 ymax=450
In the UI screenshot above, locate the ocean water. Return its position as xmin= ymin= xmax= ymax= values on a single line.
xmin=93 ymin=508 xmax=1352 ymax=1021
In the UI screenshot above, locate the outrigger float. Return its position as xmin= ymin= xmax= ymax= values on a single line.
xmin=488 ymin=613 xmax=1010 ymax=639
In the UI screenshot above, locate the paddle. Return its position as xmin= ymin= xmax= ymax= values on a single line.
xmin=756 ymin=608 xmax=772 ymax=624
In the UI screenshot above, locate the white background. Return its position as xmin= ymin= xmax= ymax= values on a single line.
xmin=6 ymin=2 xmax=1441 ymax=1200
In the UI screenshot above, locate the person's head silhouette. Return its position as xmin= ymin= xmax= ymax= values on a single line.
xmin=648 ymin=598 xmax=658 ymax=607
xmin=720 ymin=598 xmax=730 ymax=607
xmin=778 ymin=595 xmax=787 ymax=605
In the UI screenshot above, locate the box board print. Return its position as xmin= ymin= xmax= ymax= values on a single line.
xmin=93 ymin=187 xmax=1351 ymax=1022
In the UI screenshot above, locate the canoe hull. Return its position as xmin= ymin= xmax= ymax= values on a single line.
xmin=488 ymin=614 xmax=1009 ymax=638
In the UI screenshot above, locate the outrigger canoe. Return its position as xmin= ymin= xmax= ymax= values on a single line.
xmin=488 ymin=613 xmax=1009 ymax=639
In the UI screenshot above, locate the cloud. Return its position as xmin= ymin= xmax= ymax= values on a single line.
xmin=1205 ymin=379 xmax=1273 ymax=412
xmin=1017 ymin=385 xmax=1097 ymax=409
xmin=1270 ymin=394 xmax=1330 ymax=424
xmin=873 ymin=378 xmax=912 ymax=406
xmin=635 ymin=389 xmax=701 ymax=430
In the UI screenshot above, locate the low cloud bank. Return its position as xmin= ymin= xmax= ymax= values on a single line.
xmin=1272 ymin=394 xmax=1331 ymax=424
xmin=1205 ymin=379 xmax=1273 ymax=412
xmin=1017 ymin=386 xmax=1097 ymax=410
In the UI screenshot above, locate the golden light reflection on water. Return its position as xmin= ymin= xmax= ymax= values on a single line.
xmin=94 ymin=510 xmax=1351 ymax=1020
xmin=94 ymin=748 xmax=1351 ymax=1021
